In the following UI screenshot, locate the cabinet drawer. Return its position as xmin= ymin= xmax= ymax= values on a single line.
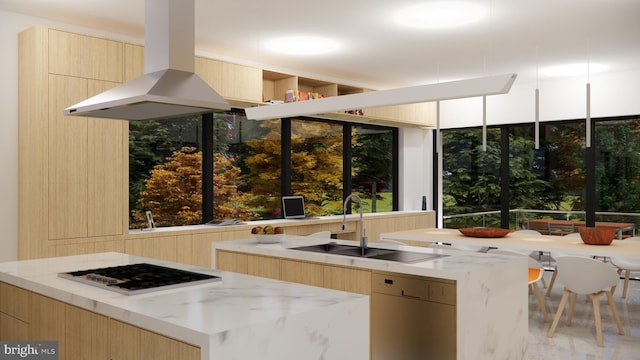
xmin=372 ymin=272 xmax=456 ymax=304
xmin=0 ymin=282 xmax=30 ymax=322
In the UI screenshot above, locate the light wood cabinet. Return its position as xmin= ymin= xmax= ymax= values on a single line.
xmin=110 ymin=319 xmax=199 ymax=360
xmin=19 ymin=26 xmax=129 ymax=259
xmin=196 ymin=56 xmax=262 ymax=104
xmin=0 ymin=282 xmax=30 ymax=340
xmin=67 ymin=305 xmax=109 ymax=360
xmin=48 ymin=28 xmax=123 ymax=82
xmin=280 ymin=259 xmax=324 ymax=287
xmin=323 ymin=265 xmax=371 ymax=295
xmin=1 ymin=282 xmax=199 ymax=360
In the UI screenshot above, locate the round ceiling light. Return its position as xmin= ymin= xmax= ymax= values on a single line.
xmin=541 ymin=63 xmax=606 ymax=77
xmin=265 ymin=36 xmax=339 ymax=55
xmin=394 ymin=1 xmax=488 ymax=29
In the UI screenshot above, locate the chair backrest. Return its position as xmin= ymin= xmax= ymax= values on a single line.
xmin=556 ymin=256 xmax=619 ymax=295
xmin=307 ymin=231 xmax=331 ymax=239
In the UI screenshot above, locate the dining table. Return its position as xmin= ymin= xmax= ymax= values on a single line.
xmin=380 ymin=228 xmax=640 ymax=259
xmin=521 ymin=219 xmax=636 ymax=239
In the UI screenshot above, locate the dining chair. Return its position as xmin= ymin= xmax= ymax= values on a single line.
xmin=512 ymin=229 xmax=548 ymax=288
xmin=547 ymin=256 xmax=624 ymax=347
xmin=487 ymin=249 xmax=549 ymax=322
xmin=609 ymin=236 xmax=640 ymax=299
xmin=545 ymin=232 xmax=581 ymax=297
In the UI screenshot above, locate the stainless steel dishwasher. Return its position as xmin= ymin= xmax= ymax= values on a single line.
xmin=371 ymin=271 xmax=456 ymax=360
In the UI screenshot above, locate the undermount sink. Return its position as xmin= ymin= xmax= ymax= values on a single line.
xmin=290 ymin=242 xmax=449 ymax=264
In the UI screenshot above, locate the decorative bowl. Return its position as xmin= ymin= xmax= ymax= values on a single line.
xmin=458 ymin=227 xmax=511 ymax=238
xmin=253 ymin=233 xmax=285 ymax=244
xmin=578 ymin=227 xmax=616 ymax=245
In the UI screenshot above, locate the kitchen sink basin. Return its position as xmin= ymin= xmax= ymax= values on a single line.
xmin=290 ymin=242 xmax=449 ymax=264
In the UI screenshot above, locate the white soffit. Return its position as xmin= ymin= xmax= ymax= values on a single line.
xmin=245 ymin=73 xmax=517 ymax=120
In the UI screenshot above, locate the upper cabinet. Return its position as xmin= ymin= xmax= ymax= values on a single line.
xmin=194 ymin=56 xmax=263 ymax=106
xmin=48 ymin=29 xmax=123 ymax=82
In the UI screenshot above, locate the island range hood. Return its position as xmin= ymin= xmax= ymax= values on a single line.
xmin=64 ymin=0 xmax=230 ymax=121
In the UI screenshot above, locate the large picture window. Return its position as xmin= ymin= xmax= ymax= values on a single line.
xmin=441 ymin=116 xmax=640 ymax=231
xmin=129 ymin=111 xmax=398 ymax=228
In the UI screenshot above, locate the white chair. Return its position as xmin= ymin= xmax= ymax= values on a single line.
xmin=547 ymin=256 xmax=624 ymax=347
xmin=307 ymin=231 xmax=331 ymax=239
xmin=610 ymin=236 xmax=640 ymax=299
xmin=545 ymin=232 xmax=581 ymax=297
xmin=487 ymin=249 xmax=549 ymax=322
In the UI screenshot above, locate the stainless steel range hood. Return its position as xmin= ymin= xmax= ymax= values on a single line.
xmin=64 ymin=0 xmax=230 ymax=120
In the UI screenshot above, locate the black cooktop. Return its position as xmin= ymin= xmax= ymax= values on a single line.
xmin=59 ymin=263 xmax=221 ymax=295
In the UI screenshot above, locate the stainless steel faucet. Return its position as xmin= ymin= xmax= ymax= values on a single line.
xmin=342 ymin=194 xmax=367 ymax=254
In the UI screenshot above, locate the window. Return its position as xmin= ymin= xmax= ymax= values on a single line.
xmin=129 ymin=111 xmax=399 ymax=228
xmin=441 ymin=116 xmax=640 ymax=230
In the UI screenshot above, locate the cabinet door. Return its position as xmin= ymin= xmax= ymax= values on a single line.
xmin=125 ymin=236 xmax=177 ymax=262
xmin=110 ymin=319 xmax=199 ymax=360
xmin=66 ymin=305 xmax=109 ymax=360
xmin=87 ymin=80 xmax=127 ymax=237
xmin=221 ymin=62 xmax=262 ymax=102
xmin=280 ymin=259 xmax=323 ymax=287
xmin=216 ymin=250 xmax=248 ymax=274
xmin=48 ymin=74 xmax=88 ymax=240
xmin=124 ymin=43 xmax=144 ymax=81
xmin=247 ymin=255 xmax=280 ymax=280
xmin=48 ymin=29 xmax=123 ymax=82
xmin=0 ymin=312 xmax=29 ymax=340
xmin=29 ymin=294 xmax=66 ymax=359
xmin=323 ymin=265 xmax=371 ymax=295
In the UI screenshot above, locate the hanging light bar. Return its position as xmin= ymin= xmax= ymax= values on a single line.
xmin=535 ymin=88 xmax=540 ymax=149
xmin=245 ymin=73 xmax=517 ymax=120
xmin=482 ymin=95 xmax=487 ymax=151
xmin=586 ymin=82 xmax=591 ymax=147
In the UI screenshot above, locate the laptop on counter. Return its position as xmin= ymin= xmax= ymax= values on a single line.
xmin=282 ymin=195 xmax=317 ymax=220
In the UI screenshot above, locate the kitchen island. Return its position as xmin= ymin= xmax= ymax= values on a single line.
xmin=212 ymin=236 xmax=529 ymax=360
xmin=0 ymin=252 xmax=369 ymax=360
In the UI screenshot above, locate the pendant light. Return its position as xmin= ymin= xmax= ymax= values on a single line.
xmin=585 ymin=38 xmax=592 ymax=147
xmin=534 ymin=46 xmax=540 ymax=149
xmin=482 ymin=96 xmax=487 ymax=152
xmin=436 ymin=100 xmax=444 ymax=228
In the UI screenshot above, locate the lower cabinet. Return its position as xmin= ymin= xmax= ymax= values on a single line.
xmin=215 ymin=251 xmax=457 ymax=359
xmin=110 ymin=319 xmax=199 ymax=360
xmin=0 ymin=282 xmax=200 ymax=360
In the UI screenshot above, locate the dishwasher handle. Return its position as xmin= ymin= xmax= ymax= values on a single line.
xmin=401 ymin=290 xmax=423 ymax=300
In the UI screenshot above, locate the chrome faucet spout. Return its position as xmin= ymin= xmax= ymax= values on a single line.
xmin=343 ymin=194 xmax=367 ymax=253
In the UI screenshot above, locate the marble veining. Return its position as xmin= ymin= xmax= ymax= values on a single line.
xmin=0 ymin=252 xmax=369 ymax=360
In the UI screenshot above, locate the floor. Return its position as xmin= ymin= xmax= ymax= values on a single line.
xmin=526 ymin=259 xmax=640 ymax=360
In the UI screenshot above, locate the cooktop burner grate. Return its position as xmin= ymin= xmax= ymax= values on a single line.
xmin=59 ymin=263 xmax=221 ymax=295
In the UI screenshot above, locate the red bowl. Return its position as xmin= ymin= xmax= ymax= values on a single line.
xmin=578 ymin=227 xmax=616 ymax=245
xmin=458 ymin=227 xmax=511 ymax=238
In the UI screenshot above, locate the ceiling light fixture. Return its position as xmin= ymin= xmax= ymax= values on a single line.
xmin=394 ymin=1 xmax=487 ymax=29
xmin=265 ymin=36 xmax=339 ymax=55
xmin=245 ymin=73 xmax=517 ymax=121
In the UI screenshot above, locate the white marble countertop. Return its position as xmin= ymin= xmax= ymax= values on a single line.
xmin=212 ymin=236 xmax=529 ymax=360
xmin=0 ymin=252 xmax=369 ymax=360
xmin=211 ymin=235 xmax=522 ymax=282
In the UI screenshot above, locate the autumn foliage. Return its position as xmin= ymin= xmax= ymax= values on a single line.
xmin=132 ymin=147 xmax=254 ymax=228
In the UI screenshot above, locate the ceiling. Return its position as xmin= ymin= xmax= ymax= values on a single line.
xmin=1 ymin=0 xmax=639 ymax=90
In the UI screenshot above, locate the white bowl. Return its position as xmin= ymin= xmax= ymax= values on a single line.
xmin=253 ymin=233 xmax=285 ymax=244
